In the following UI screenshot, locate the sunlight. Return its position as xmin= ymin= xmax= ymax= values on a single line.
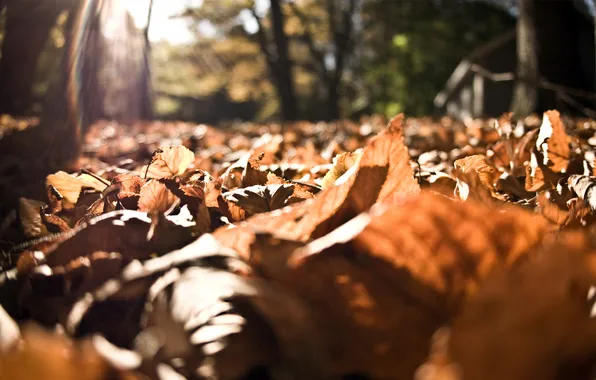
xmin=121 ymin=0 xmax=202 ymax=44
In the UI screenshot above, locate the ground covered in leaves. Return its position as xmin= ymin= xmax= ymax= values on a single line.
xmin=3 ymin=111 xmax=596 ymax=379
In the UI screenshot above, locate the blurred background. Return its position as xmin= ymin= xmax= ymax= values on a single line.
xmin=0 ymin=0 xmax=595 ymax=126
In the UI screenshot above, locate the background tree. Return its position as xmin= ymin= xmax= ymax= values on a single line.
xmin=289 ymin=0 xmax=359 ymax=120
xmin=511 ymin=0 xmax=595 ymax=117
xmin=510 ymin=0 xmax=537 ymax=116
xmin=0 ymin=1 xmax=67 ymax=115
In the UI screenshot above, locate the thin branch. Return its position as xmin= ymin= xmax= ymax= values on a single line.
xmin=558 ymin=91 xmax=596 ymax=119
xmin=326 ymin=0 xmax=337 ymax=43
xmin=469 ymin=63 xmax=596 ymax=101
xmin=331 ymin=0 xmax=356 ymax=84
xmin=249 ymin=7 xmax=276 ymax=71
xmin=144 ymin=0 xmax=154 ymax=44
xmin=469 ymin=64 xmax=514 ymax=82
xmin=287 ymin=1 xmax=329 ymax=82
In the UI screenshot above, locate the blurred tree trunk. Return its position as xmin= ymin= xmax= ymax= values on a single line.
xmin=269 ymin=0 xmax=297 ymax=121
xmin=289 ymin=0 xmax=358 ymax=120
xmin=534 ymin=0 xmax=595 ymax=112
xmin=511 ymin=0 xmax=538 ymax=117
xmin=0 ymin=2 xmax=62 ymax=115
xmin=141 ymin=0 xmax=154 ymax=120
xmin=327 ymin=0 xmax=357 ymax=120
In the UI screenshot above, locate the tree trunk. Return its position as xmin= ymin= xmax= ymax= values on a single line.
xmin=534 ymin=0 xmax=595 ymax=113
xmin=0 ymin=2 xmax=62 ymax=115
xmin=269 ymin=0 xmax=298 ymax=121
xmin=510 ymin=0 xmax=538 ymax=117
xmin=327 ymin=0 xmax=357 ymax=120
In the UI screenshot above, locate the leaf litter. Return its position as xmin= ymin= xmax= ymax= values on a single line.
xmin=3 ymin=111 xmax=596 ymax=379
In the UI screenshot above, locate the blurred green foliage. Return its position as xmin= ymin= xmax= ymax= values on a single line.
xmin=362 ymin=0 xmax=515 ymax=117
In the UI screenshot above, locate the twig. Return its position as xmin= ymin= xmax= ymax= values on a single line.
xmin=80 ymin=168 xmax=110 ymax=187
xmin=469 ymin=63 xmax=596 ymax=102
xmin=287 ymin=1 xmax=329 ymax=82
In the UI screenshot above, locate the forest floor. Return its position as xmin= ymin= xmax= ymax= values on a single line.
xmin=2 ymin=111 xmax=596 ymax=379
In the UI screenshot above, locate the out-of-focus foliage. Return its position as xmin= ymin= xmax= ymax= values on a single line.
xmin=362 ymin=0 xmax=515 ymax=117
xmin=30 ymin=11 xmax=69 ymax=114
xmin=21 ymin=0 xmax=515 ymax=122
xmin=170 ymin=0 xmax=515 ymax=121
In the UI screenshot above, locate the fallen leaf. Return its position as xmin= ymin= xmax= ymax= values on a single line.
xmin=46 ymin=171 xmax=106 ymax=204
xmin=242 ymin=114 xmax=420 ymax=241
xmin=449 ymin=237 xmax=596 ymax=380
xmin=138 ymin=181 xmax=177 ymax=213
xmin=453 ymin=155 xmax=499 ymax=193
xmin=525 ymin=151 xmax=559 ymax=192
xmin=18 ymin=198 xmax=48 ymax=238
xmin=242 ymin=158 xmax=269 ymax=187
xmin=568 ymin=174 xmax=596 ymax=211
xmin=320 ymin=150 xmax=363 ymax=189
xmin=41 ymin=212 xmax=71 ymax=233
xmin=535 ymin=110 xmax=570 ymax=173
xmin=142 ymin=145 xmax=195 ymax=179
xmin=0 ymin=323 xmax=141 ymax=380
xmin=222 ymin=184 xmax=295 ymax=218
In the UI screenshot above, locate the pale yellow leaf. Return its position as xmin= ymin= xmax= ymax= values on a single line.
xmin=46 ymin=171 xmax=106 ymax=204
xmin=142 ymin=146 xmax=195 ymax=179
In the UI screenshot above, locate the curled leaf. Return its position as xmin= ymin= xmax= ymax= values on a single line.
xmin=243 ymin=114 xmax=420 ymax=241
xmin=222 ymin=184 xmax=295 ymax=217
xmin=19 ymin=198 xmax=48 ymax=238
xmin=535 ymin=110 xmax=570 ymax=173
xmin=142 ymin=145 xmax=195 ymax=179
xmin=46 ymin=171 xmax=106 ymax=204
xmin=320 ymin=150 xmax=363 ymax=189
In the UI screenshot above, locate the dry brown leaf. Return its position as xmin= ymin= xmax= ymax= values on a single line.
xmin=568 ymin=174 xmax=596 ymax=211
xmin=18 ymin=198 xmax=48 ymax=238
xmin=235 ymin=192 xmax=547 ymax=378
xmin=242 ymin=158 xmax=269 ymax=187
xmin=212 ymin=226 xmax=256 ymax=261
xmin=142 ymin=145 xmax=195 ymax=179
xmin=265 ymin=172 xmax=316 ymax=203
xmin=276 ymin=213 xmax=444 ymax=379
xmin=453 ymin=155 xmax=499 ymax=192
xmin=41 ymin=212 xmax=71 ymax=233
xmin=453 ymin=155 xmax=502 ymax=202
xmin=448 ymin=237 xmax=596 ymax=380
xmin=537 ymin=192 xmax=570 ymax=227
xmin=46 ymin=185 xmax=63 ymax=213
xmin=525 ymin=151 xmax=559 ymax=192
xmin=46 ymin=171 xmax=106 ymax=204
xmin=219 ymin=184 xmax=295 ymax=223
xmin=536 ymin=110 xmax=570 ymax=173
xmin=241 ymin=114 xmax=420 ymax=241
xmin=138 ymin=181 xmax=177 ymax=213
xmin=291 ymin=192 xmax=549 ymax=311
xmin=320 ymin=150 xmax=363 ymax=189
xmin=112 ymin=173 xmax=145 ymax=194
xmin=0 ymin=324 xmax=140 ymax=380
xmin=218 ymin=194 xmax=248 ymax=222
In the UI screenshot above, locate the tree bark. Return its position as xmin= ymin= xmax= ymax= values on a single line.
xmin=269 ymin=0 xmax=298 ymax=121
xmin=327 ymin=0 xmax=356 ymax=120
xmin=0 ymin=2 xmax=62 ymax=115
xmin=511 ymin=0 xmax=538 ymax=117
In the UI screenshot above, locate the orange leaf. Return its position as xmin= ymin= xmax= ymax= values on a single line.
xmin=241 ymin=114 xmax=420 ymax=241
xmin=535 ymin=110 xmax=570 ymax=173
